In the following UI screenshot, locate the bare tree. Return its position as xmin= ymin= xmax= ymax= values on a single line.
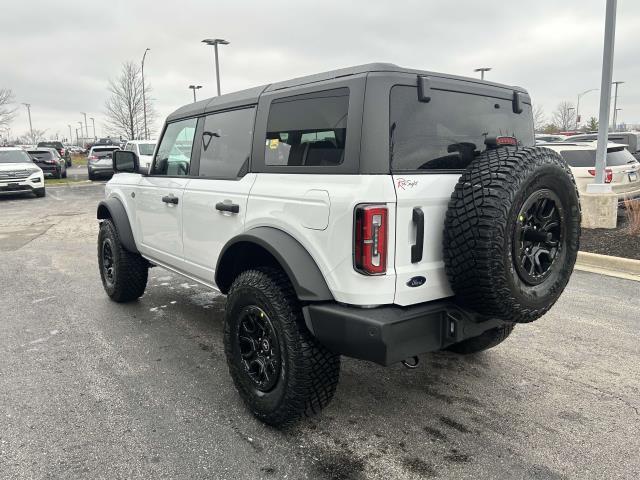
xmin=104 ymin=62 xmax=155 ymax=140
xmin=0 ymin=88 xmax=17 ymax=128
xmin=532 ymin=105 xmax=546 ymax=132
xmin=552 ymin=101 xmax=576 ymax=131
xmin=19 ymin=128 xmax=47 ymax=145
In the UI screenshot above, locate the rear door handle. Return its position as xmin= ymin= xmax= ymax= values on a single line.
xmin=216 ymin=201 xmax=240 ymax=214
xmin=162 ymin=194 xmax=179 ymax=205
xmin=411 ymin=207 xmax=424 ymax=263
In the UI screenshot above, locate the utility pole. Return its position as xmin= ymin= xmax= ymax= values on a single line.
xmin=588 ymin=0 xmax=617 ymax=193
xmin=202 ymin=38 xmax=229 ymax=96
xmin=141 ymin=48 xmax=150 ymax=140
xmin=68 ymin=124 xmax=72 ymax=145
xmin=474 ymin=67 xmax=491 ymax=80
xmin=75 ymin=128 xmax=79 ymax=146
xmin=189 ymin=85 xmax=202 ymax=103
xmin=22 ymin=103 xmax=33 ymax=140
xmin=89 ymin=117 xmax=96 ymax=139
xmin=611 ymin=81 xmax=624 ymax=131
xmin=80 ymin=112 xmax=88 ymax=140
xmin=575 ymin=89 xmax=598 ymax=129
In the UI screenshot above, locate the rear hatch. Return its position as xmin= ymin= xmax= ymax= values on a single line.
xmin=559 ymin=146 xmax=640 ymax=194
xmin=390 ymin=79 xmax=534 ymax=306
xmin=28 ymin=150 xmax=56 ymax=165
xmin=91 ymin=147 xmax=119 ymax=165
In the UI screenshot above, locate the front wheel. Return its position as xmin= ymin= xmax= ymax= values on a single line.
xmin=98 ymin=219 xmax=148 ymax=302
xmin=34 ymin=187 xmax=45 ymax=198
xmin=224 ymin=268 xmax=340 ymax=427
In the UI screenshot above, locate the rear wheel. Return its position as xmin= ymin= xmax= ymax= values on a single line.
xmin=98 ymin=219 xmax=148 ymax=302
xmin=88 ymin=169 xmax=95 ymax=181
xmin=224 ymin=268 xmax=340 ymax=427
xmin=446 ymin=323 xmax=515 ymax=354
xmin=55 ymin=167 xmax=62 ymax=179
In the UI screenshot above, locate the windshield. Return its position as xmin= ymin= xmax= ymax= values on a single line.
xmin=560 ymin=148 xmax=638 ymax=167
xmin=390 ymin=86 xmax=534 ymax=171
xmin=138 ymin=143 xmax=156 ymax=156
xmin=0 ymin=150 xmax=33 ymax=164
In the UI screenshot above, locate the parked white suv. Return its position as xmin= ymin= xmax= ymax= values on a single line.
xmin=543 ymin=141 xmax=640 ymax=203
xmin=122 ymin=140 xmax=156 ymax=174
xmin=96 ymin=64 xmax=581 ymax=426
xmin=0 ymin=147 xmax=45 ymax=197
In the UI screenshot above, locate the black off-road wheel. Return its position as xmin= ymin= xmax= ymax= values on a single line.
xmin=446 ymin=323 xmax=515 ymax=354
xmin=224 ymin=268 xmax=340 ymax=427
xmin=444 ymin=147 xmax=581 ymax=323
xmin=98 ymin=219 xmax=148 ymax=302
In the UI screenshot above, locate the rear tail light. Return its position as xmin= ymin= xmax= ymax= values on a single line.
xmin=88 ymin=155 xmax=98 ymax=162
xmin=354 ymin=204 xmax=388 ymax=275
xmin=588 ymin=168 xmax=613 ymax=183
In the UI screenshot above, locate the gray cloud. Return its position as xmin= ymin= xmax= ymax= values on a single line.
xmin=1 ymin=0 xmax=638 ymax=141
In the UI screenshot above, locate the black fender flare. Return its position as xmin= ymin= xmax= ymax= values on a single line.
xmin=215 ymin=227 xmax=334 ymax=302
xmin=96 ymin=197 xmax=139 ymax=254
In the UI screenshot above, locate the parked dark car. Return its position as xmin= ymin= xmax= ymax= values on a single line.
xmin=87 ymin=146 xmax=120 ymax=180
xmin=37 ymin=141 xmax=72 ymax=167
xmin=28 ymin=148 xmax=67 ymax=179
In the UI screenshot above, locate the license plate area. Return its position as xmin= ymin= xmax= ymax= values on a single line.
xmin=629 ymin=172 xmax=638 ymax=182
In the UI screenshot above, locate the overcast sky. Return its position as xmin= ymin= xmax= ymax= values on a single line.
xmin=1 ymin=0 xmax=638 ymax=141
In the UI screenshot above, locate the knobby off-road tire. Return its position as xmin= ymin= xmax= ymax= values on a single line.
xmin=443 ymin=147 xmax=581 ymax=323
xmin=447 ymin=323 xmax=515 ymax=354
xmin=224 ymin=268 xmax=340 ymax=427
xmin=98 ymin=219 xmax=148 ymax=302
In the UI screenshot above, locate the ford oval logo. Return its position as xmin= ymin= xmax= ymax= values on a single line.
xmin=406 ymin=276 xmax=426 ymax=288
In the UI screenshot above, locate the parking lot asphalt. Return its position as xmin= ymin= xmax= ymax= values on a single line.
xmin=0 ymin=183 xmax=638 ymax=480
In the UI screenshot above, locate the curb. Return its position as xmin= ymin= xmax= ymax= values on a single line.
xmin=45 ymin=181 xmax=105 ymax=189
xmin=575 ymin=251 xmax=640 ymax=281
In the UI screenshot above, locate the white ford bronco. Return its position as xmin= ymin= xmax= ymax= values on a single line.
xmin=97 ymin=64 xmax=581 ymax=426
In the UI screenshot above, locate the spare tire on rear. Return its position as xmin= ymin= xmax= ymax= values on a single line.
xmin=443 ymin=146 xmax=581 ymax=323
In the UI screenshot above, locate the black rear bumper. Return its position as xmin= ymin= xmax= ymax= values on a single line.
xmin=302 ymin=300 xmax=506 ymax=366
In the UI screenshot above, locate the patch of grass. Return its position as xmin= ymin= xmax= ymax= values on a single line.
xmin=70 ymin=154 xmax=88 ymax=167
xmin=623 ymin=198 xmax=640 ymax=235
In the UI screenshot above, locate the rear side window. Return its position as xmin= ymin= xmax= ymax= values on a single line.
xmin=265 ymin=88 xmax=348 ymax=167
xmin=198 ymin=108 xmax=254 ymax=178
xmin=560 ymin=148 xmax=637 ymax=167
xmin=390 ymin=86 xmax=534 ymax=171
xmin=152 ymin=118 xmax=197 ymax=176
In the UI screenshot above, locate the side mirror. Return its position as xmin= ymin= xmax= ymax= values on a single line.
xmin=113 ymin=150 xmax=139 ymax=173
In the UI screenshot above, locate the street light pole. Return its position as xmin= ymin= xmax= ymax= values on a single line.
xmin=89 ymin=117 xmax=96 ymax=139
xmin=22 ymin=103 xmax=33 ymax=140
xmin=78 ymin=121 xmax=83 ymax=147
xmin=67 ymin=124 xmax=72 ymax=145
xmin=474 ymin=67 xmax=491 ymax=80
xmin=588 ymin=0 xmax=617 ymax=192
xmin=141 ymin=48 xmax=150 ymax=140
xmin=188 ymin=85 xmax=202 ymax=103
xmin=575 ymin=88 xmax=598 ymax=129
xmin=80 ymin=112 xmax=88 ymax=140
xmin=202 ymin=39 xmax=229 ymax=96
xmin=611 ymin=81 xmax=624 ymax=131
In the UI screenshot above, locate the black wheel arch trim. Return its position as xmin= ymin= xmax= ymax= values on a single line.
xmin=215 ymin=227 xmax=334 ymax=302
xmin=96 ymin=197 xmax=139 ymax=254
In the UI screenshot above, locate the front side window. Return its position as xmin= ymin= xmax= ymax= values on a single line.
xmin=390 ymin=86 xmax=534 ymax=171
xmin=152 ymin=118 xmax=197 ymax=176
xmin=199 ymin=108 xmax=254 ymax=178
xmin=265 ymin=88 xmax=348 ymax=167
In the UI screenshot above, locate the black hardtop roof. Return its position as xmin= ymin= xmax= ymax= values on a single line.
xmin=167 ymin=62 xmax=529 ymax=122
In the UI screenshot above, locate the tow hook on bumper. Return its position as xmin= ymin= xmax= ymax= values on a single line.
xmin=402 ymin=356 xmax=420 ymax=369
